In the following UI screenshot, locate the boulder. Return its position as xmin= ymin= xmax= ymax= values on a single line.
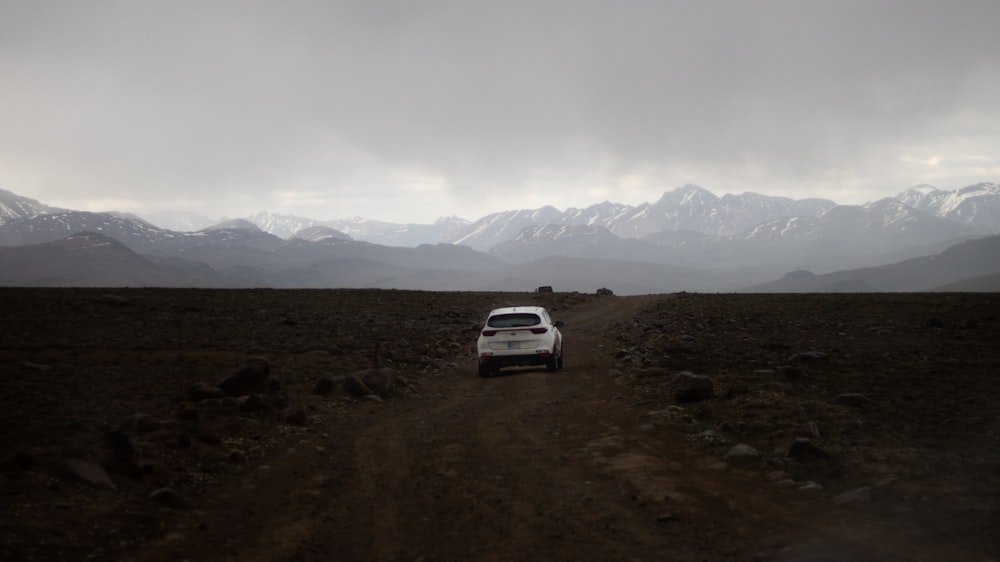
xmin=216 ymin=360 xmax=271 ymax=397
xmin=65 ymin=458 xmax=116 ymax=489
xmin=786 ymin=438 xmax=832 ymax=462
xmin=237 ymin=394 xmax=271 ymax=413
xmin=726 ymin=444 xmax=761 ymax=466
xmin=129 ymin=414 xmax=161 ymax=433
xmin=186 ymin=382 xmax=225 ymax=402
xmin=105 ymin=430 xmax=136 ymax=463
xmin=356 ymin=367 xmax=399 ymax=397
xmin=669 ymin=371 xmax=714 ymax=403
xmin=343 ymin=375 xmax=375 ymax=398
xmin=312 ymin=377 xmax=336 ymax=396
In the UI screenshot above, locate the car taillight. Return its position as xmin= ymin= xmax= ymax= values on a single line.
xmin=529 ymin=327 xmax=548 ymax=334
xmin=482 ymin=330 xmax=497 ymax=336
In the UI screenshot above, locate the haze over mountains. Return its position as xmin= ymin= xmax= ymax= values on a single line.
xmin=1 ymin=183 xmax=999 ymax=293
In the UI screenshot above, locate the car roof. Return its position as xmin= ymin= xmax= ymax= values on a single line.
xmin=488 ymin=306 xmax=547 ymax=316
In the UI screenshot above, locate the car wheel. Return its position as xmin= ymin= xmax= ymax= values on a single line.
xmin=557 ymin=351 xmax=564 ymax=370
xmin=546 ymin=355 xmax=558 ymax=372
xmin=478 ymin=364 xmax=493 ymax=378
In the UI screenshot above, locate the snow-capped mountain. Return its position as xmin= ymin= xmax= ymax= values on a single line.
xmin=490 ymin=196 xmax=979 ymax=275
xmin=450 ymin=206 xmax=566 ymax=251
xmin=697 ymin=198 xmax=979 ymax=272
xmin=489 ymin=224 xmax=657 ymax=263
xmin=326 ymin=215 xmax=469 ymax=247
xmin=449 ymin=185 xmax=837 ymax=249
xmin=2 ymin=182 xmax=999 ymax=292
xmin=0 ymin=188 xmax=65 ymax=225
xmin=737 ymin=198 xmax=973 ymax=243
xmin=290 ymin=225 xmax=353 ymax=243
xmin=240 ymin=212 xmax=468 ymax=247
xmin=243 ymin=211 xmax=328 ymax=239
xmin=895 ymin=182 xmax=1000 ymax=233
xmin=0 ymin=210 xmax=180 ymax=252
xmin=142 ymin=210 xmax=220 ymax=232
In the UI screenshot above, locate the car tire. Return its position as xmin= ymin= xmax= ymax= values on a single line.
xmin=557 ymin=351 xmax=564 ymax=370
xmin=478 ymin=364 xmax=493 ymax=378
xmin=546 ymin=355 xmax=558 ymax=372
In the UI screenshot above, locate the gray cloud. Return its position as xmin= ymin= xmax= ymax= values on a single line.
xmin=2 ymin=0 xmax=998 ymax=222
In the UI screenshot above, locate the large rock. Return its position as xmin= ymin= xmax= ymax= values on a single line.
xmin=216 ymin=360 xmax=271 ymax=397
xmin=726 ymin=444 xmax=761 ymax=467
xmin=65 ymin=458 xmax=116 ymax=489
xmin=669 ymin=371 xmax=714 ymax=403
xmin=312 ymin=377 xmax=336 ymax=396
xmin=186 ymin=382 xmax=225 ymax=402
xmin=786 ymin=438 xmax=832 ymax=462
xmin=343 ymin=375 xmax=375 ymax=398
xmin=355 ymin=367 xmax=399 ymax=397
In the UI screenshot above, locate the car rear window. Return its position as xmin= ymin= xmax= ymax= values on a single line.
xmin=487 ymin=313 xmax=542 ymax=328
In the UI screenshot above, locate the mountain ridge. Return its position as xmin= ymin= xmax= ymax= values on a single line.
xmin=1 ymin=184 xmax=999 ymax=293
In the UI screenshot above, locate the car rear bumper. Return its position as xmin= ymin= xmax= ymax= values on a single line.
xmin=479 ymin=351 xmax=552 ymax=368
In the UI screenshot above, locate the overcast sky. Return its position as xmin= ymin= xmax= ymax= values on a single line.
xmin=2 ymin=0 xmax=999 ymax=224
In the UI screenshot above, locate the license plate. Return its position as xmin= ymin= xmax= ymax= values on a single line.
xmin=507 ymin=342 xmax=519 ymax=349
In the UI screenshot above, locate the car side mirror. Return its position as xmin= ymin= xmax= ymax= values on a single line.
xmin=554 ymin=320 xmax=565 ymax=328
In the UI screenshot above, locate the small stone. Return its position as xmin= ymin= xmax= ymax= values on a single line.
xmin=726 ymin=444 xmax=761 ymax=466
xmin=798 ymin=481 xmax=824 ymax=493
xmin=786 ymin=438 xmax=832 ymax=462
xmin=21 ymin=362 xmax=53 ymax=371
xmin=186 ymin=382 xmax=225 ymax=402
xmin=130 ymin=414 xmax=161 ymax=433
xmin=237 ymin=394 xmax=270 ymax=413
xmin=105 ymin=430 xmax=136 ymax=462
xmin=777 ymin=365 xmax=807 ymax=380
xmin=285 ymin=408 xmax=308 ymax=426
xmin=831 ymin=394 xmax=869 ymax=408
xmin=790 ymin=351 xmax=828 ymax=362
xmin=195 ymin=431 xmax=222 ymax=445
xmin=150 ymin=487 xmax=191 ymax=508
xmin=833 ymin=486 xmax=872 ymax=505
xmin=174 ymin=402 xmax=199 ymax=421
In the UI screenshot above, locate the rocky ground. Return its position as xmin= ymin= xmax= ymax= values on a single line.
xmin=0 ymin=288 xmax=997 ymax=561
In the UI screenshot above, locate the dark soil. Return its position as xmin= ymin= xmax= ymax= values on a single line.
xmin=1 ymin=288 xmax=998 ymax=561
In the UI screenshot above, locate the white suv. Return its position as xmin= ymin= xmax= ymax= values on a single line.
xmin=476 ymin=306 xmax=564 ymax=377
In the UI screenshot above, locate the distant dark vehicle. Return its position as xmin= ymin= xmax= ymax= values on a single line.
xmin=537 ymin=286 xmax=553 ymax=293
xmin=476 ymin=306 xmax=564 ymax=377
xmin=596 ymin=287 xmax=613 ymax=296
